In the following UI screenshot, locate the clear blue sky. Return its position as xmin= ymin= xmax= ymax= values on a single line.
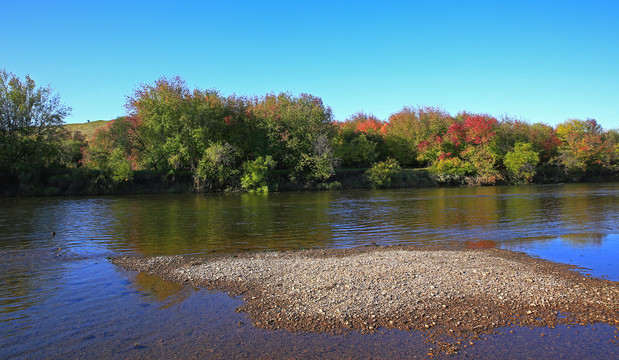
xmin=2 ymin=0 xmax=618 ymax=129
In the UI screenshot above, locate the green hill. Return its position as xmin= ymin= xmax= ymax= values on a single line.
xmin=65 ymin=120 xmax=110 ymax=138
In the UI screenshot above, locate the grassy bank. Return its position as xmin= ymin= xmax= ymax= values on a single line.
xmin=65 ymin=120 xmax=110 ymax=138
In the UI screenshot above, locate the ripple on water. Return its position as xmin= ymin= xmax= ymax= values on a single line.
xmin=0 ymin=183 xmax=618 ymax=358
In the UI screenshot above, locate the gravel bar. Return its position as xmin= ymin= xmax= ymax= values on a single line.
xmin=113 ymin=246 xmax=619 ymax=352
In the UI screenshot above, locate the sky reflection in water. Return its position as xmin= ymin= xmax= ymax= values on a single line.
xmin=0 ymin=183 xmax=617 ymax=358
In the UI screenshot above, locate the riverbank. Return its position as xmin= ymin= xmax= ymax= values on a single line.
xmin=113 ymin=245 xmax=619 ymax=354
xmin=0 ymin=168 xmax=434 ymax=196
xmin=3 ymin=166 xmax=618 ymax=197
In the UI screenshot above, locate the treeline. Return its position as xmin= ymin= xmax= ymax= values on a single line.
xmin=2 ymin=71 xmax=619 ymax=195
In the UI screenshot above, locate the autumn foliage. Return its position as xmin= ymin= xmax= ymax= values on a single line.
xmin=76 ymin=77 xmax=619 ymax=190
xmin=336 ymin=106 xmax=617 ymax=185
xmin=4 ymin=70 xmax=617 ymax=195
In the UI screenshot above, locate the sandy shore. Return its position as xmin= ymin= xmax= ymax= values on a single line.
xmin=113 ymin=246 xmax=619 ymax=353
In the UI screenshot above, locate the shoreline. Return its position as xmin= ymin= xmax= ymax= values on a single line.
xmin=3 ymin=167 xmax=618 ymax=197
xmin=113 ymin=245 xmax=619 ymax=353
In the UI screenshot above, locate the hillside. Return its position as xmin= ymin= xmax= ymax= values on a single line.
xmin=65 ymin=120 xmax=110 ymax=138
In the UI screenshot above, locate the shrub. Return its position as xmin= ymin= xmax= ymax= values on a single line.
xmin=195 ymin=142 xmax=239 ymax=190
xmin=293 ymin=135 xmax=339 ymax=182
xmin=366 ymin=158 xmax=401 ymax=188
xmin=460 ymin=145 xmax=501 ymax=183
xmin=504 ymin=142 xmax=540 ymax=184
xmin=241 ymin=156 xmax=276 ymax=193
xmin=108 ymin=148 xmax=134 ymax=183
xmin=430 ymin=157 xmax=475 ymax=176
xmin=296 ymin=153 xmax=335 ymax=182
xmin=334 ymin=133 xmax=378 ymax=168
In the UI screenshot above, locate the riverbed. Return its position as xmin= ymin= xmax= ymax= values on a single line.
xmin=1 ymin=183 xmax=618 ymax=358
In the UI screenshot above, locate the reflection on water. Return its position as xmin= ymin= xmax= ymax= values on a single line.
xmin=133 ymin=273 xmax=194 ymax=309
xmin=2 ymin=184 xmax=616 ymax=257
xmin=0 ymin=183 xmax=617 ymax=358
xmin=504 ymin=234 xmax=619 ymax=280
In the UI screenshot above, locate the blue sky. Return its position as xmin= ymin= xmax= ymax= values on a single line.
xmin=2 ymin=0 xmax=618 ymax=129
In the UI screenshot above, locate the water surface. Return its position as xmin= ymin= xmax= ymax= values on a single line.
xmin=1 ymin=183 xmax=618 ymax=358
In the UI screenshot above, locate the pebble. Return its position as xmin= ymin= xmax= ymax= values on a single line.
xmin=113 ymin=245 xmax=619 ymax=351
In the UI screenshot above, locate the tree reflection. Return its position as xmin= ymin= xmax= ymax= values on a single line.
xmin=131 ymin=272 xmax=193 ymax=309
xmin=560 ymin=233 xmax=607 ymax=247
xmin=102 ymin=184 xmax=618 ymax=255
xmin=108 ymin=192 xmax=338 ymax=255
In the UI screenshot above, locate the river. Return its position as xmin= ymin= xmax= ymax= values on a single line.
xmin=1 ymin=183 xmax=618 ymax=358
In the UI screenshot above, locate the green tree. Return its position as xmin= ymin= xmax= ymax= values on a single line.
xmin=294 ymin=134 xmax=339 ymax=182
xmin=59 ymin=130 xmax=87 ymax=168
xmin=125 ymin=76 xmax=194 ymax=172
xmin=334 ymin=133 xmax=377 ymax=167
xmin=0 ymin=69 xmax=71 ymax=180
xmin=107 ymin=148 xmax=134 ymax=183
xmin=250 ymin=92 xmax=335 ymax=181
xmin=195 ymin=142 xmax=239 ymax=190
xmin=125 ymin=77 xmax=254 ymax=175
xmin=606 ymin=129 xmax=619 ymax=168
xmin=504 ymin=142 xmax=540 ymax=184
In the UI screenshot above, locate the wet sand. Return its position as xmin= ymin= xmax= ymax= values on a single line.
xmin=113 ymin=246 xmax=619 ymax=355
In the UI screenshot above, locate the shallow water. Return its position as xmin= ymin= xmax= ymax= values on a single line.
xmin=1 ymin=183 xmax=618 ymax=358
